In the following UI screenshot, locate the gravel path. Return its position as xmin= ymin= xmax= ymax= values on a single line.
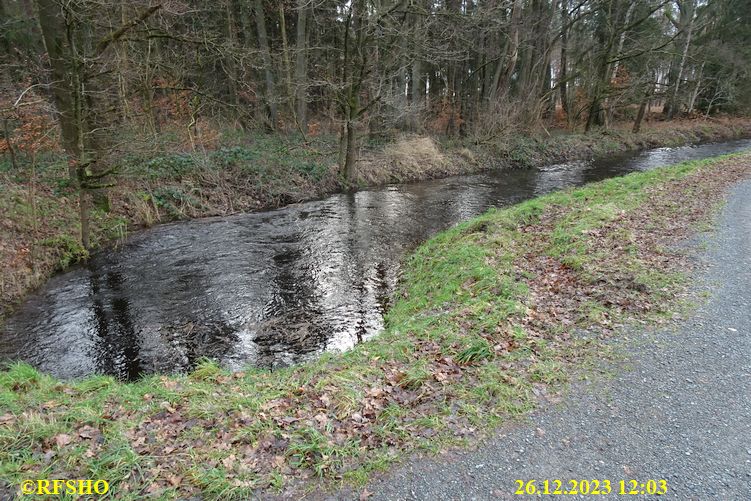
xmin=330 ymin=179 xmax=751 ymax=500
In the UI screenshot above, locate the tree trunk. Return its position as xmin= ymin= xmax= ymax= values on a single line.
xmin=253 ymin=0 xmax=277 ymax=129
xmin=225 ymin=0 xmax=241 ymax=112
xmin=279 ymin=3 xmax=295 ymax=123
xmin=559 ymin=0 xmax=569 ymax=121
xmin=667 ymin=2 xmax=695 ymax=119
xmin=397 ymin=65 xmax=407 ymax=129
xmin=338 ymin=0 xmax=367 ymax=183
xmin=633 ymin=100 xmax=647 ymax=133
xmin=633 ymin=74 xmax=656 ymax=133
xmin=410 ymin=59 xmax=423 ymax=130
xmin=294 ymin=0 xmax=309 ymax=131
xmin=36 ymin=0 xmax=80 ymax=179
xmin=492 ymin=0 xmax=522 ymax=100
xmin=36 ymin=0 xmax=160 ymax=249
xmin=79 ymin=189 xmax=91 ymax=250
xmin=0 ymin=0 xmax=10 ymax=56
xmin=116 ymin=0 xmax=130 ymax=121
xmin=344 ymin=110 xmax=357 ymax=180
xmin=687 ymin=62 xmax=704 ymax=114
xmin=604 ymin=1 xmax=636 ymax=126
xmin=585 ymin=64 xmax=608 ymax=132
xmin=143 ymin=31 xmax=160 ymax=134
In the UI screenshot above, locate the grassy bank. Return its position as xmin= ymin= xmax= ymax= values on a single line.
xmin=2 ymin=151 xmax=749 ymax=499
xmin=2 ymin=117 xmax=750 ymax=320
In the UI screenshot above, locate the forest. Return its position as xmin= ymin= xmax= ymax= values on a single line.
xmin=2 ymin=0 xmax=750 ymax=244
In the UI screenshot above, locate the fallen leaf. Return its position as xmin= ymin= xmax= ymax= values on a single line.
xmin=222 ymin=454 xmax=236 ymax=469
xmin=366 ymin=387 xmax=385 ymax=398
xmin=314 ymin=413 xmax=328 ymax=426
xmin=272 ymin=456 xmax=286 ymax=468
xmin=146 ymin=483 xmax=162 ymax=494
xmin=320 ymin=393 xmax=331 ymax=407
xmin=162 ymin=378 xmax=178 ymax=390
xmin=78 ymin=425 xmax=98 ymax=439
xmin=54 ymin=433 xmax=72 ymax=448
xmin=159 ymin=401 xmax=176 ymax=413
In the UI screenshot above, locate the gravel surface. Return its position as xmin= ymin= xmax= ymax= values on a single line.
xmin=329 ymin=179 xmax=751 ymax=500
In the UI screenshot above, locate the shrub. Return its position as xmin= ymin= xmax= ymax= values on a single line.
xmin=41 ymin=234 xmax=89 ymax=269
xmin=142 ymin=154 xmax=196 ymax=179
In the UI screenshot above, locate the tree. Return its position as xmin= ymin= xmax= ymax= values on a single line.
xmin=35 ymin=0 xmax=161 ymax=248
xmin=254 ymin=0 xmax=277 ymax=130
xmin=294 ymin=0 xmax=310 ymax=131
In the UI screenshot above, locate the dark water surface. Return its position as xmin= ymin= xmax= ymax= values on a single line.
xmin=3 ymin=140 xmax=750 ymax=380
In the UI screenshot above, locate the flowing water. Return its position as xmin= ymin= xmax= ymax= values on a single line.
xmin=3 ymin=139 xmax=750 ymax=380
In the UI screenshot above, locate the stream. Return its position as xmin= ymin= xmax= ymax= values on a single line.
xmin=2 ymin=139 xmax=750 ymax=380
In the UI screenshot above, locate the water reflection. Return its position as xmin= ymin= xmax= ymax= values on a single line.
xmin=89 ymin=271 xmax=142 ymax=380
xmin=2 ymin=139 xmax=749 ymax=379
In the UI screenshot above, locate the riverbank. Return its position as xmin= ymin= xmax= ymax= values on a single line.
xmin=1 ymin=151 xmax=749 ymax=499
xmin=354 ymin=176 xmax=751 ymax=501
xmin=1 ymin=117 xmax=750 ymax=320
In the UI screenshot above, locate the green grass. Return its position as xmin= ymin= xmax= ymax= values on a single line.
xmin=1 ymin=151 xmax=748 ymax=499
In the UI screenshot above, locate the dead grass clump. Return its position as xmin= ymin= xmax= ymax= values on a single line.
xmin=386 ymin=136 xmax=445 ymax=167
xmin=374 ymin=136 xmax=448 ymax=182
xmin=458 ymin=147 xmax=477 ymax=164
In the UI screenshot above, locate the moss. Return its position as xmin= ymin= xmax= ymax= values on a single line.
xmin=40 ymin=234 xmax=89 ymax=268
